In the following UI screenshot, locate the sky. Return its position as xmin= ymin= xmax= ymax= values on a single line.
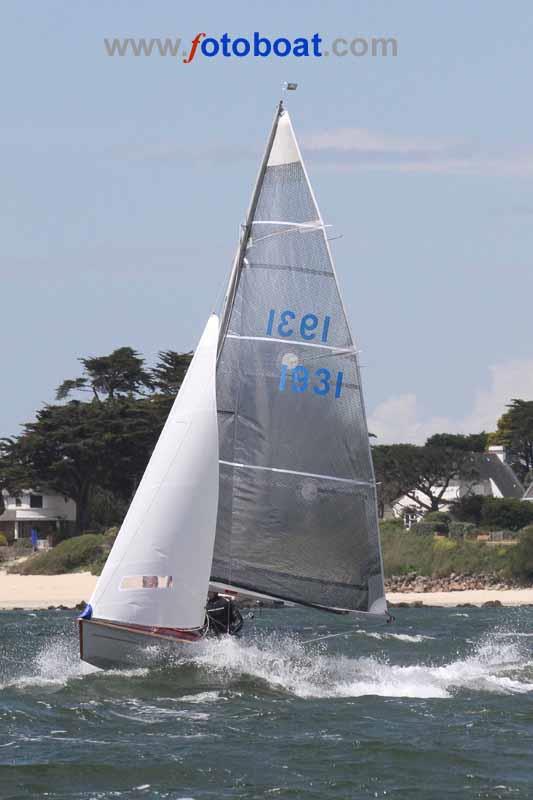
xmin=1 ymin=1 xmax=533 ymax=444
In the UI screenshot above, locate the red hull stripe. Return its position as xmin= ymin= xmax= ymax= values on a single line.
xmin=82 ymin=618 xmax=205 ymax=643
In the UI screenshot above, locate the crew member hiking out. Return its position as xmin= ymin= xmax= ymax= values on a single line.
xmin=206 ymin=591 xmax=244 ymax=636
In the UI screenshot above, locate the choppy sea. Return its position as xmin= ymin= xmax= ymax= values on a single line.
xmin=1 ymin=606 xmax=533 ymax=799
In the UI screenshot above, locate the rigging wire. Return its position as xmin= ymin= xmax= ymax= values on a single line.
xmin=300 ymin=630 xmax=357 ymax=645
xmin=300 ymin=613 xmax=395 ymax=645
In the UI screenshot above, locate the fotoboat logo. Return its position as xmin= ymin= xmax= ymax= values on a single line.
xmin=103 ymin=33 xmax=398 ymax=63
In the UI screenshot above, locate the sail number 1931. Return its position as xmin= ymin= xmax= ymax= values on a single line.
xmin=266 ymin=309 xmax=331 ymax=342
xmin=279 ymin=365 xmax=344 ymax=398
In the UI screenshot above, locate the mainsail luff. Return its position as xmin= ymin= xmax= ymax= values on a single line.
xmin=218 ymin=101 xmax=284 ymax=358
xmin=212 ymin=104 xmax=387 ymax=616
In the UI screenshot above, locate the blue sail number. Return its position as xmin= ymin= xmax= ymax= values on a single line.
xmin=266 ymin=309 xmax=331 ymax=342
xmin=279 ymin=365 xmax=344 ymax=398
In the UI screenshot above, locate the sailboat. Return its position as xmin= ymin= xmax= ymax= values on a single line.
xmin=79 ymin=96 xmax=387 ymax=669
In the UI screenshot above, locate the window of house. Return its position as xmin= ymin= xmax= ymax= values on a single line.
xmin=403 ymin=511 xmax=419 ymax=529
xmin=30 ymin=495 xmax=43 ymax=509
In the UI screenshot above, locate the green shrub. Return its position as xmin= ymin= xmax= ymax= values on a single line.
xmin=10 ymin=534 xmax=106 ymax=575
xmin=433 ymin=537 xmax=457 ymax=552
xmin=103 ymin=526 xmax=119 ymax=544
xmin=50 ymin=524 xmax=76 ymax=547
xmin=88 ymin=553 xmax=108 ymax=576
xmin=424 ymin=511 xmax=451 ymax=525
xmin=509 ymin=529 xmax=533 ymax=581
xmin=452 ymin=495 xmax=533 ymax=532
xmin=448 ymin=521 xmax=477 ymax=539
xmin=379 ymin=519 xmax=405 ymax=535
xmin=381 ymin=526 xmax=510 ymax=578
xmin=481 ymin=498 xmax=533 ymax=532
xmin=0 ymin=532 xmax=8 ymax=546
xmin=380 ymin=527 xmax=434 ymax=576
xmin=411 ymin=521 xmax=439 ymax=536
xmin=12 ymin=538 xmax=31 ymax=552
xmin=421 ymin=511 xmax=450 ymax=535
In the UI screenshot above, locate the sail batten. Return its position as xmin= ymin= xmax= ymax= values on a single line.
xmin=226 ymin=334 xmax=356 ymax=353
xmin=219 ymin=459 xmax=373 ymax=487
xmin=213 ymin=105 xmax=386 ymax=615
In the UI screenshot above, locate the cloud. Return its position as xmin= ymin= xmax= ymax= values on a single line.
xmin=305 ymin=128 xmax=456 ymax=156
xmin=304 ymin=128 xmax=533 ymax=177
xmin=368 ymin=358 xmax=533 ymax=444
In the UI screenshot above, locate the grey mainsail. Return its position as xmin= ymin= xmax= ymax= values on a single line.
xmin=212 ymin=102 xmax=386 ymax=615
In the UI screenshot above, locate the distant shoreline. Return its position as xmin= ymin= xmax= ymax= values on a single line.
xmin=387 ymin=589 xmax=533 ymax=607
xmin=1 ymin=571 xmax=533 ymax=611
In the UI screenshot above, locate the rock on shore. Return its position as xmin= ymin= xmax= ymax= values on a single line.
xmin=385 ymin=573 xmax=515 ymax=594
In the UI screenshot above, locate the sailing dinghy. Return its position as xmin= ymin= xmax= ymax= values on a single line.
xmin=79 ymin=98 xmax=387 ymax=669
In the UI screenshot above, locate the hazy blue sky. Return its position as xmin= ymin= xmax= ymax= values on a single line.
xmin=2 ymin=2 xmax=532 ymax=443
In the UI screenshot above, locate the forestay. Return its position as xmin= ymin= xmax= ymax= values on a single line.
xmin=89 ymin=314 xmax=220 ymax=630
xmin=212 ymin=107 xmax=386 ymax=615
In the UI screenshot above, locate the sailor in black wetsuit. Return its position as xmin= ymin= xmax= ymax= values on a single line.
xmin=206 ymin=591 xmax=244 ymax=636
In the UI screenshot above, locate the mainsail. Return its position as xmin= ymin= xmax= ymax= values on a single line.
xmin=88 ymin=314 xmax=220 ymax=631
xmin=212 ymin=103 xmax=386 ymax=615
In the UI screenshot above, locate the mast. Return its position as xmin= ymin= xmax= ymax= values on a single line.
xmin=217 ymin=100 xmax=284 ymax=358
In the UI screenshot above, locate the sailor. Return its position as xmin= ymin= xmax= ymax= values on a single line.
xmin=206 ymin=591 xmax=244 ymax=636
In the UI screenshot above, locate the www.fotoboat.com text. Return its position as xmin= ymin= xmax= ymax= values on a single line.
xmin=104 ymin=32 xmax=398 ymax=64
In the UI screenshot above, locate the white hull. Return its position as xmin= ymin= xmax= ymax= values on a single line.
xmin=79 ymin=619 xmax=205 ymax=670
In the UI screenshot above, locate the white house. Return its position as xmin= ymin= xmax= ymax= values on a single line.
xmin=0 ymin=490 xmax=77 ymax=543
xmin=392 ymin=446 xmax=524 ymax=527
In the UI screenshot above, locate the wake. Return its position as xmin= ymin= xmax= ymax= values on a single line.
xmin=2 ymin=626 xmax=533 ymax=700
xmin=181 ymin=631 xmax=533 ymax=700
xmin=0 ymin=630 xmax=146 ymax=690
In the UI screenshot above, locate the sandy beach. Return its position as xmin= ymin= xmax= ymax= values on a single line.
xmin=0 ymin=571 xmax=97 ymax=610
xmin=1 ymin=571 xmax=533 ymax=610
xmin=387 ymin=589 xmax=533 ymax=607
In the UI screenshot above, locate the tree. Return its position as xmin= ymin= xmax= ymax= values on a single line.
xmin=0 ymin=399 xmax=165 ymax=533
xmin=450 ymin=494 xmax=485 ymax=525
xmin=2 ymin=344 xmax=194 ymax=536
xmin=150 ymin=350 xmax=192 ymax=395
xmin=492 ymin=399 xmax=533 ymax=482
xmin=372 ymin=444 xmax=477 ymax=513
xmin=371 ymin=447 xmax=403 ymax=518
xmin=426 ymin=432 xmax=488 ymax=452
xmin=0 ymin=436 xmax=32 ymax=509
xmin=56 ymin=347 xmax=153 ymax=401
xmin=1 ymin=405 xmax=99 ymax=533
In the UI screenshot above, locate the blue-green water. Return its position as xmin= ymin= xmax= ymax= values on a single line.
xmin=1 ymin=607 xmax=533 ymax=799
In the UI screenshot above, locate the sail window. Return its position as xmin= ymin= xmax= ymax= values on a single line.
xmin=281 ymin=352 xmax=299 ymax=369
xmin=120 ymin=575 xmax=173 ymax=590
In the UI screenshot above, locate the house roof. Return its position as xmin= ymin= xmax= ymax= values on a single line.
xmin=391 ymin=451 xmax=524 ymax=515
xmin=464 ymin=453 xmax=524 ymax=499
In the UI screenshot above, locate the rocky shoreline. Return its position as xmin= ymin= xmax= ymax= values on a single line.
xmin=385 ymin=572 xmax=518 ymax=594
xmin=3 ymin=570 xmax=533 ymax=611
